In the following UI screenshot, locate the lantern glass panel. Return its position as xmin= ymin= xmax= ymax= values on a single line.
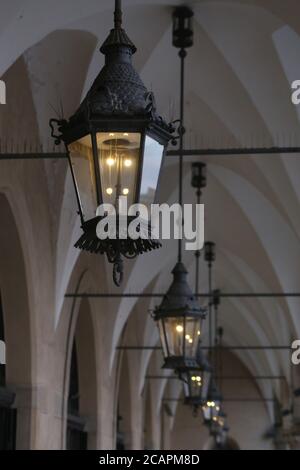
xmin=68 ymin=135 xmax=98 ymax=221
xmin=97 ymin=132 xmax=141 ymax=206
xmin=202 ymin=400 xmax=221 ymax=422
xmin=159 ymin=317 xmax=184 ymax=358
xmin=183 ymin=368 xmax=210 ymax=402
xmin=184 ymin=372 xmax=202 ymax=399
xmin=159 ymin=316 xmax=202 ymax=359
xmin=140 ymin=135 xmax=164 ymax=207
xmin=184 ymin=317 xmax=202 ymax=358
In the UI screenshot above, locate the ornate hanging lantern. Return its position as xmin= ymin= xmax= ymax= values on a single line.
xmin=50 ymin=0 xmax=174 ymax=285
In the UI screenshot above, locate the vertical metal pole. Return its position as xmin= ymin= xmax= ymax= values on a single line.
xmin=114 ymin=0 xmax=123 ymax=29
xmin=178 ymin=48 xmax=186 ymax=263
xmin=195 ymin=190 xmax=201 ymax=294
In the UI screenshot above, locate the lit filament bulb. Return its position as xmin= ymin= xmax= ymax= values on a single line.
xmin=176 ymin=325 xmax=183 ymax=333
xmin=197 ymin=330 xmax=201 ymax=336
xmin=106 ymin=188 xmax=113 ymax=195
xmin=123 ymin=188 xmax=129 ymax=196
xmin=124 ymin=159 xmax=132 ymax=168
xmin=107 ymin=157 xmax=115 ymax=167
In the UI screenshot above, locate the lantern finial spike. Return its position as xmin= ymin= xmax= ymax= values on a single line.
xmin=114 ymin=0 xmax=123 ymax=29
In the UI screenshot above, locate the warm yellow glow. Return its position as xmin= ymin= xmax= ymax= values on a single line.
xmin=123 ymin=133 xmax=129 ymax=137
xmin=185 ymin=334 xmax=190 ymax=340
xmin=124 ymin=159 xmax=132 ymax=168
xmin=109 ymin=133 xmax=115 ymax=137
xmin=188 ymin=338 xmax=193 ymax=344
xmin=191 ymin=376 xmax=196 ymax=382
xmin=123 ymin=188 xmax=129 ymax=195
xmin=106 ymin=188 xmax=113 ymax=195
xmin=176 ymin=325 xmax=184 ymax=333
xmin=216 ymin=406 xmax=220 ymax=412
xmin=197 ymin=330 xmax=201 ymax=336
xmin=211 ymin=401 xmax=216 ymax=408
xmin=213 ymin=417 xmax=217 ymax=422
xmin=196 ymin=376 xmax=201 ymax=382
xmin=107 ymin=158 xmax=115 ymax=167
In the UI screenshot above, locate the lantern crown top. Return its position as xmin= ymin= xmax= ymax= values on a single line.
xmin=63 ymin=0 xmax=173 ymax=140
xmin=154 ymin=262 xmax=207 ymax=319
xmin=207 ymin=378 xmax=223 ymax=403
xmin=196 ymin=349 xmax=212 ymax=372
xmin=100 ymin=0 xmax=137 ymax=55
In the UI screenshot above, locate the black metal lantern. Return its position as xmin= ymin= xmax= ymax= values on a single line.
xmin=202 ymin=378 xmax=223 ymax=424
xmin=154 ymin=262 xmax=207 ymax=370
xmin=204 ymin=241 xmax=216 ymax=266
xmin=191 ymin=162 xmax=207 ymax=191
xmin=172 ymin=6 xmax=194 ymax=49
xmin=50 ymin=0 xmax=174 ymax=285
xmin=181 ymin=350 xmax=212 ymax=408
xmin=211 ymin=409 xmax=229 ymax=438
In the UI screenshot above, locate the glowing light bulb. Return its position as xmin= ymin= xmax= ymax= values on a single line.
xmin=124 ymin=159 xmax=132 ymax=168
xmin=196 ymin=376 xmax=201 ymax=382
xmin=176 ymin=325 xmax=183 ymax=333
xmin=123 ymin=188 xmax=129 ymax=195
xmin=188 ymin=338 xmax=193 ymax=344
xmin=185 ymin=334 xmax=190 ymax=340
xmin=216 ymin=406 xmax=220 ymax=412
xmin=197 ymin=330 xmax=201 ymax=336
xmin=191 ymin=376 xmax=196 ymax=382
xmin=109 ymin=133 xmax=115 ymax=137
xmin=211 ymin=402 xmax=216 ymax=408
xmin=106 ymin=188 xmax=113 ymax=195
xmin=107 ymin=158 xmax=115 ymax=166
xmin=123 ymin=133 xmax=129 ymax=137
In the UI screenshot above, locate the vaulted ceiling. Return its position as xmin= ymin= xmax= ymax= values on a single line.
xmin=1 ymin=0 xmax=300 ymax=417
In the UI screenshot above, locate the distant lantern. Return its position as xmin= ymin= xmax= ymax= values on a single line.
xmin=181 ymin=349 xmax=212 ymax=408
xmin=154 ymin=262 xmax=207 ymax=370
xmin=50 ymin=0 xmax=174 ymax=285
xmin=172 ymin=6 xmax=194 ymax=49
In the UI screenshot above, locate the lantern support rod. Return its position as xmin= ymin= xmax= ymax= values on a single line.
xmin=114 ymin=0 xmax=122 ymax=29
xmin=177 ymin=48 xmax=186 ymax=263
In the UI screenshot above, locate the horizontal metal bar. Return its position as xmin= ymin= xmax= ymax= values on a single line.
xmin=65 ymin=292 xmax=300 ymax=299
xmin=1 ymin=147 xmax=299 ymax=161
xmin=0 ymin=153 xmax=67 ymax=160
xmin=117 ymin=346 xmax=291 ymax=351
xmin=163 ymin=398 xmax=275 ymax=403
xmin=146 ymin=375 xmax=284 ymax=381
xmin=166 ymin=146 xmax=300 ymax=157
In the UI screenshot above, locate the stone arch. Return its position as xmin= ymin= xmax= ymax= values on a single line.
xmin=115 ymin=350 xmax=133 ymax=450
xmin=60 ymin=288 xmax=98 ymax=450
xmin=0 ymin=193 xmax=32 ymax=449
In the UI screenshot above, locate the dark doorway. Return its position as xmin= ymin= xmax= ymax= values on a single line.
xmin=66 ymin=342 xmax=87 ymax=450
xmin=0 ymin=294 xmax=17 ymax=450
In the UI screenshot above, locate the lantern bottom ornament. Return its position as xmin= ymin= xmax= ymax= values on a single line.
xmin=74 ymin=215 xmax=161 ymax=286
